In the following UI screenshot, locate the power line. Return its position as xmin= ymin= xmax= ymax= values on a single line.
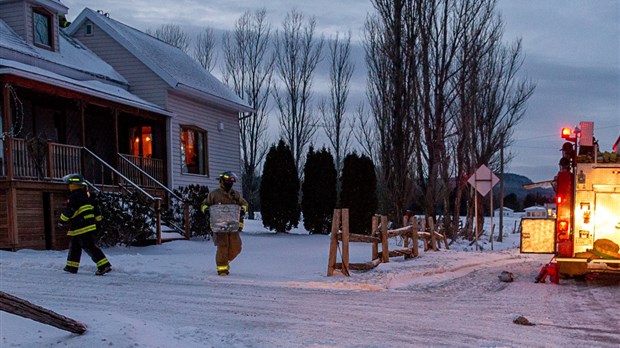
xmin=513 ymin=123 xmax=620 ymax=143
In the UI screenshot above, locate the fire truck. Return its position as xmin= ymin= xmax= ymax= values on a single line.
xmin=520 ymin=121 xmax=620 ymax=283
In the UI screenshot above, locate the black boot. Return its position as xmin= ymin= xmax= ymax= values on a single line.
xmin=95 ymin=264 xmax=112 ymax=275
xmin=64 ymin=266 xmax=78 ymax=274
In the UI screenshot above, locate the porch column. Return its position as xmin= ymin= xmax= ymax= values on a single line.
xmin=113 ymin=109 xmax=119 ymax=168
xmin=2 ymin=83 xmax=18 ymax=248
xmin=2 ymin=83 xmax=13 ymax=179
xmin=78 ymin=101 xmax=86 ymax=173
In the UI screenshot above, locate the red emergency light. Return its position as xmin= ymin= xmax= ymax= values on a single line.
xmin=558 ymin=220 xmax=569 ymax=233
xmin=561 ymin=126 xmax=580 ymax=141
xmin=561 ymin=127 xmax=571 ymax=138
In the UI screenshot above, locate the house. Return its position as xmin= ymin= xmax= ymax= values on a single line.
xmin=523 ymin=205 xmax=549 ymax=219
xmin=0 ymin=0 xmax=251 ymax=250
xmin=494 ymin=207 xmax=514 ymax=217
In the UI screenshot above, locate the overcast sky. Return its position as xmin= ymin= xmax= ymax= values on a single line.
xmin=61 ymin=0 xmax=620 ymax=183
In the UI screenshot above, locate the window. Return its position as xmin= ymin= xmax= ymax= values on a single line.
xmin=85 ymin=23 xmax=94 ymax=36
xmin=180 ymin=126 xmax=208 ymax=175
xmin=33 ymin=9 xmax=53 ymax=48
xmin=129 ymin=126 xmax=153 ymax=157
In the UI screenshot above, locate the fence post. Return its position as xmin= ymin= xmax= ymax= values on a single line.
xmin=381 ymin=215 xmax=389 ymax=263
xmin=411 ymin=218 xmax=419 ymax=258
xmin=371 ymin=215 xmax=379 ymax=260
xmin=402 ymin=215 xmax=410 ymax=254
xmin=341 ymin=208 xmax=350 ymax=276
xmin=327 ymin=209 xmax=341 ymax=276
xmin=184 ymin=201 xmax=190 ymax=239
xmin=155 ymin=198 xmax=162 ymax=245
xmin=429 ymin=218 xmax=438 ymax=251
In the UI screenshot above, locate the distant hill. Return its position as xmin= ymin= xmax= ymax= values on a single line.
xmin=496 ymin=173 xmax=554 ymax=201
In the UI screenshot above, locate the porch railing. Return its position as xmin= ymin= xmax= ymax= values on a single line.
xmin=2 ymin=138 xmax=189 ymax=242
xmin=4 ymin=138 xmax=163 ymax=184
xmin=118 ymin=154 xmax=164 ymax=187
xmin=7 ymin=138 xmax=82 ymax=180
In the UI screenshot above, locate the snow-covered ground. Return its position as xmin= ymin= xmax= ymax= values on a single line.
xmin=2 ymin=217 xmax=619 ymax=347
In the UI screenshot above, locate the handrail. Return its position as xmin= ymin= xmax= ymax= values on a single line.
xmin=82 ymin=147 xmax=157 ymax=201
xmin=118 ymin=154 xmax=183 ymax=201
xmin=118 ymin=153 xmax=190 ymax=239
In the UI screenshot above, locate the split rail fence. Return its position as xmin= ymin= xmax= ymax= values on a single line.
xmin=327 ymin=209 xmax=449 ymax=276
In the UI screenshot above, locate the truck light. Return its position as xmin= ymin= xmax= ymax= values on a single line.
xmin=561 ymin=127 xmax=572 ymax=138
xmin=561 ymin=126 xmax=579 ymax=141
xmin=558 ymin=220 xmax=569 ymax=233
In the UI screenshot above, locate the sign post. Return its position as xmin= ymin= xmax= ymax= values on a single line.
xmin=467 ymin=165 xmax=500 ymax=250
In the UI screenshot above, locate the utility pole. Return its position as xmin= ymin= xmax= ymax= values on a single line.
xmin=498 ymin=135 xmax=504 ymax=242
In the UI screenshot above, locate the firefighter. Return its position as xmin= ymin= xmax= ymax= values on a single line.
xmin=201 ymin=171 xmax=248 ymax=276
xmin=59 ymin=173 xmax=112 ymax=275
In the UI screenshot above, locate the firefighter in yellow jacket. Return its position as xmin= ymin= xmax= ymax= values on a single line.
xmin=59 ymin=173 xmax=112 ymax=275
xmin=201 ymin=171 xmax=248 ymax=276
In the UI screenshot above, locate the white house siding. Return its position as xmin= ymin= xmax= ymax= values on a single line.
xmin=70 ymin=21 xmax=168 ymax=107
xmin=167 ymin=92 xmax=242 ymax=193
xmin=0 ymin=1 xmax=27 ymax=38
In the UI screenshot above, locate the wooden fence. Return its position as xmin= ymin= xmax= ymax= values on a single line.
xmin=327 ymin=209 xmax=450 ymax=276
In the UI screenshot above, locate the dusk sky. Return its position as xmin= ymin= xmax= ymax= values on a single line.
xmin=61 ymin=0 xmax=620 ymax=183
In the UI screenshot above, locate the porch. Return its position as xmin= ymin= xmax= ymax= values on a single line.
xmin=1 ymin=137 xmax=165 ymax=186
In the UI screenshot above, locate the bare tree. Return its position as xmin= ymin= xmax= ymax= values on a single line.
xmin=273 ymin=10 xmax=324 ymax=172
xmin=364 ymin=0 xmax=534 ymax=236
xmin=364 ymin=0 xmax=417 ymax=222
xmin=147 ymin=24 xmax=191 ymax=53
xmin=222 ymin=9 xmax=274 ymax=218
xmin=320 ymin=31 xmax=355 ymax=201
xmin=353 ymin=103 xmax=379 ymax=165
xmin=194 ymin=27 xmax=217 ymax=72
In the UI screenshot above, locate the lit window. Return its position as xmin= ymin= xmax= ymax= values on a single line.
xmin=129 ymin=126 xmax=153 ymax=157
xmin=33 ymin=9 xmax=52 ymax=48
xmin=180 ymin=126 xmax=208 ymax=175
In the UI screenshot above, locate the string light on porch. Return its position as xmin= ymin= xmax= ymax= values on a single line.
xmin=1 ymin=83 xmax=25 ymax=140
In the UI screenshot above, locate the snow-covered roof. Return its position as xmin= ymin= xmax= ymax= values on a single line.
xmin=0 ymin=58 xmax=172 ymax=116
xmin=523 ymin=205 xmax=547 ymax=211
xmin=0 ymin=18 xmax=127 ymax=85
xmin=66 ymin=8 xmax=253 ymax=112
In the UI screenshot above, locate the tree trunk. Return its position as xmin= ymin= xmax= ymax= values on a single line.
xmin=0 ymin=291 xmax=87 ymax=334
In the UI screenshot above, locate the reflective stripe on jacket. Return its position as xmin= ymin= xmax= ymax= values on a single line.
xmin=60 ymin=189 xmax=102 ymax=236
xmin=201 ymin=187 xmax=248 ymax=213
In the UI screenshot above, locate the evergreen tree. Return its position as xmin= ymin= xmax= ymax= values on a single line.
xmin=260 ymin=140 xmax=300 ymax=232
xmin=340 ymin=153 xmax=377 ymax=235
xmin=503 ymin=193 xmax=520 ymax=211
xmin=302 ymin=147 xmax=337 ymax=234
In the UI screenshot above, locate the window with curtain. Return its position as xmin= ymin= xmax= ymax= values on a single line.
xmin=33 ymin=9 xmax=52 ymax=48
xmin=180 ymin=126 xmax=208 ymax=175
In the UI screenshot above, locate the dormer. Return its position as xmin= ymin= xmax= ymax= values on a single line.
xmin=0 ymin=0 xmax=68 ymax=52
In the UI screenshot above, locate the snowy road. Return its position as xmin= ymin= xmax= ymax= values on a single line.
xmin=3 ymin=243 xmax=620 ymax=347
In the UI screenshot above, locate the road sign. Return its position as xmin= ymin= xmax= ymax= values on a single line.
xmin=467 ymin=164 xmax=499 ymax=196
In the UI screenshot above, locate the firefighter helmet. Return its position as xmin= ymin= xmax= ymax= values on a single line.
xmin=218 ymin=171 xmax=238 ymax=184
xmin=561 ymin=142 xmax=573 ymax=152
xmin=62 ymin=173 xmax=86 ymax=186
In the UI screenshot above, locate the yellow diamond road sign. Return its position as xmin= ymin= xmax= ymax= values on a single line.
xmin=467 ymin=164 xmax=499 ymax=197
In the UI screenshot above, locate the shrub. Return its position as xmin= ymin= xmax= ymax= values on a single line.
xmin=167 ymin=184 xmax=211 ymax=238
xmin=340 ymin=153 xmax=377 ymax=235
xmin=260 ymin=140 xmax=300 ymax=232
xmin=301 ymin=147 xmax=337 ymax=234
xmin=95 ymin=190 xmax=155 ymax=246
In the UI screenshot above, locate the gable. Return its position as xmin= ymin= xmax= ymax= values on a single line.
xmin=66 ymin=8 xmax=252 ymax=113
xmin=67 ymin=18 xmax=169 ymax=107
